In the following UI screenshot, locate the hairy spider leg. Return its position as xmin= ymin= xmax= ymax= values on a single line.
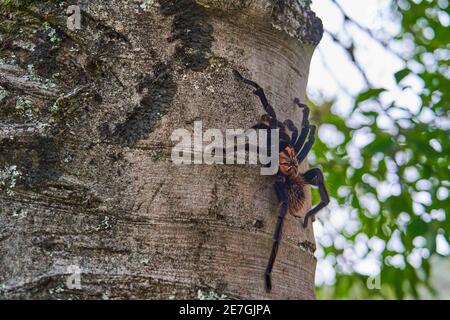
xmin=220 ymin=131 xmax=275 ymax=163
xmin=254 ymin=123 xmax=291 ymax=152
xmin=283 ymin=119 xmax=298 ymax=147
xmin=233 ymin=70 xmax=277 ymax=121
xmin=293 ymin=99 xmax=310 ymax=129
xmin=302 ymin=168 xmax=330 ymax=227
xmin=296 ymin=125 xmax=317 ymax=163
xmin=265 ymin=177 xmax=289 ymax=293
xmin=221 ymin=119 xmax=290 ymax=162
xmin=293 ymin=98 xmax=308 ymax=110
xmin=293 ymin=102 xmax=311 ymax=154
xmin=233 ymin=71 xmax=294 ymax=151
xmin=253 ymin=117 xmax=290 ymax=140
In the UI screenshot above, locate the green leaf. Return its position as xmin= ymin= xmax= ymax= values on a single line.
xmin=394 ymin=68 xmax=412 ymax=83
xmin=355 ymin=88 xmax=386 ymax=105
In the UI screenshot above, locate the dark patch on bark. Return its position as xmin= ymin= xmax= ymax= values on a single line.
xmin=0 ymin=136 xmax=62 ymax=187
xmin=103 ymin=62 xmax=177 ymax=145
xmin=253 ymin=218 xmax=264 ymax=229
xmin=298 ymin=240 xmax=316 ymax=257
xmin=159 ymin=0 xmax=213 ymax=71
xmin=208 ymin=183 xmax=225 ymax=220
xmin=30 ymin=30 xmax=60 ymax=79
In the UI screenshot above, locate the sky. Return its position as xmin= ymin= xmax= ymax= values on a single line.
xmin=309 ymin=0 xmax=411 ymax=111
xmin=308 ymin=0 xmax=400 ymax=286
xmin=307 ymin=0 xmax=450 ymax=286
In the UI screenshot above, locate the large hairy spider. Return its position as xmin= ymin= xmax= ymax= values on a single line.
xmin=233 ymin=70 xmax=330 ymax=293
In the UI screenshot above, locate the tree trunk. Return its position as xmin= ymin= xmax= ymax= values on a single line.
xmin=0 ymin=0 xmax=322 ymax=299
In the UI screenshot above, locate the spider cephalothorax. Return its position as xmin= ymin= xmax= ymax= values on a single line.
xmin=233 ymin=70 xmax=330 ymax=293
xmin=279 ymin=146 xmax=299 ymax=177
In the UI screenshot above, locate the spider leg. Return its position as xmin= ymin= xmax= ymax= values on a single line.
xmin=293 ymin=101 xmax=311 ymax=153
xmin=294 ymin=98 xmax=308 ymax=111
xmin=296 ymin=125 xmax=316 ymax=163
xmin=265 ymin=177 xmax=289 ymax=292
xmin=221 ymin=118 xmax=289 ymax=162
xmin=302 ymin=168 xmax=330 ymax=228
xmin=251 ymin=118 xmax=291 ymax=151
xmin=283 ymin=120 xmax=298 ymax=147
xmin=294 ymin=125 xmax=310 ymax=154
xmin=233 ymin=70 xmax=277 ymax=121
xmin=276 ymin=123 xmax=291 ymax=151
xmin=251 ymin=115 xmax=276 ymax=132
xmin=221 ymin=130 xmax=274 ymax=163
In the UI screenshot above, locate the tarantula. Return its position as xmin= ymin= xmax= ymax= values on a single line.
xmin=233 ymin=70 xmax=330 ymax=293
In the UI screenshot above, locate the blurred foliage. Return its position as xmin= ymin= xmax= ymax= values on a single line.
xmin=309 ymin=0 xmax=449 ymax=299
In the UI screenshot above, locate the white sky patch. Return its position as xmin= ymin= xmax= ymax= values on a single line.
xmin=413 ymin=236 xmax=427 ymax=248
xmin=354 ymin=256 xmax=380 ymax=276
xmin=386 ymin=254 xmax=406 ymax=269
xmin=308 ymin=0 xmax=427 ymax=119
xmin=368 ymin=237 xmax=386 ymax=253
xmin=437 ymin=187 xmax=449 ymax=201
xmin=413 ymin=191 xmax=433 ymax=206
xmin=436 ymin=234 xmax=450 ymax=256
xmin=430 ymin=209 xmax=446 ymax=221
xmin=318 ymin=124 xmax=346 ymax=148
xmin=329 ymin=206 xmax=349 ymax=230
xmin=387 ymin=230 xmax=405 ymax=253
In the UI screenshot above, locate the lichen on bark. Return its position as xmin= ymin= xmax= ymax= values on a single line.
xmin=196 ymin=0 xmax=323 ymax=45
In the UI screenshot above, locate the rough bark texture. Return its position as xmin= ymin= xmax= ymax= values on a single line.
xmin=0 ymin=0 xmax=322 ymax=299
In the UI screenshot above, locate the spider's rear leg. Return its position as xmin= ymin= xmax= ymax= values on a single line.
xmin=265 ymin=177 xmax=289 ymax=293
xmin=302 ymin=168 xmax=330 ymax=228
xmin=233 ymin=70 xmax=278 ymax=121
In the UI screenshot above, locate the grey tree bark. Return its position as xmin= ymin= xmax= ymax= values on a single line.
xmin=0 ymin=0 xmax=322 ymax=299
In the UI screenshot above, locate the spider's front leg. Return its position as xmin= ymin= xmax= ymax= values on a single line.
xmin=297 ymin=125 xmax=316 ymax=163
xmin=293 ymin=99 xmax=311 ymax=153
xmin=233 ymin=70 xmax=295 ymax=151
xmin=233 ymin=70 xmax=278 ymax=123
xmin=265 ymin=176 xmax=289 ymax=293
xmin=283 ymin=119 xmax=298 ymax=147
xmin=302 ymin=168 xmax=330 ymax=228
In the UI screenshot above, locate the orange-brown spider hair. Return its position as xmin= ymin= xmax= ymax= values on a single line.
xmin=279 ymin=146 xmax=300 ymax=177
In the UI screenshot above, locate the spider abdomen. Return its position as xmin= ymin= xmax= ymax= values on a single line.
xmin=286 ymin=175 xmax=307 ymax=216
